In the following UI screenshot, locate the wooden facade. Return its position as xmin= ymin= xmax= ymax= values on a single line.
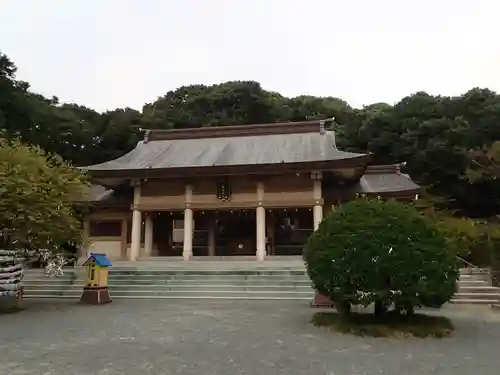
xmin=81 ymin=120 xmax=420 ymax=261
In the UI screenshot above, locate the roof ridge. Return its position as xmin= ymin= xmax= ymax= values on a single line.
xmin=143 ymin=120 xmax=333 ymax=142
xmin=365 ymin=164 xmax=402 ymax=174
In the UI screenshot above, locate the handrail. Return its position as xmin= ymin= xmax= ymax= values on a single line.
xmin=456 ymin=255 xmax=481 ymax=272
xmin=456 ymin=255 xmax=500 ymax=286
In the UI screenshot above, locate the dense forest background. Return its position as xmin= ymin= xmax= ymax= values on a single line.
xmin=1 ymin=51 xmax=499 ymax=218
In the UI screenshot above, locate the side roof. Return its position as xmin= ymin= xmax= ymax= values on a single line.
xmin=83 ymin=120 xmax=371 ymax=179
xmin=358 ymin=164 xmax=420 ymax=197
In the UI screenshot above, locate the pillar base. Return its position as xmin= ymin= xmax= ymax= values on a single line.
xmin=80 ymin=286 xmax=112 ymax=305
xmin=183 ymin=253 xmax=193 ymax=261
xmin=311 ymin=291 xmax=335 ymax=308
xmin=256 ymin=252 xmax=266 ymax=261
xmin=491 ymin=270 xmax=500 ymax=287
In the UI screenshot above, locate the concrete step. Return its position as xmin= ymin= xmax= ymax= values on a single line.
xmin=107 ymin=284 xmax=313 ymax=291
xmin=25 ymin=285 xmax=313 ymax=294
xmin=24 ymin=280 xmax=313 ymax=288
xmin=109 ymin=274 xmax=309 ymax=281
xmin=110 ymin=289 xmax=314 ymax=296
xmin=107 ymin=280 xmax=312 ymax=287
xmin=109 ymin=271 xmax=308 ymax=278
xmin=24 ymin=289 xmax=314 ymax=298
xmin=458 ymin=286 xmax=500 ymax=293
xmin=24 ymin=289 xmax=70 ymax=296
xmin=451 ymin=298 xmax=499 ymax=305
xmin=458 ymin=268 xmax=490 ymax=274
xmin=23 ymin=275 xmax=78 ymax=281
xmin=24 ymin=277 xmax=312 ymax=285
xmin=457 ymin=281 xmax=491 ymax=287
xmin=24 ymin=294 xmax=313 ymax=300
xmin=108 ymin=277 xmax=311 ymax=284
xmin=458 ymin=275 xmax=490 ymax=282
xmin=23 ymin=280 xmax=79 ymax=286
xmin=453 ymin=292 xmax=500 ymax=301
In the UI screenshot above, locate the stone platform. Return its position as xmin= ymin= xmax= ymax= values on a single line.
xmin=22 ymin=257 xmax=314 ymax=300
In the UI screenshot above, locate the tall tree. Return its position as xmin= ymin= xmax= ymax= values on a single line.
xmin=2 ymin=50 xmax=500 ymax=216
xmin=0 ymin=138 xmax=88 ymax=252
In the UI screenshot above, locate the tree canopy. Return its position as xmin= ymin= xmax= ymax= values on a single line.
xmin=0 ymin=138 xmax=88 ymax=252
xmin=304 ymin=199 xmax=458 ymax=316
xmin=1 ymin=50 xmax=500 ymax=217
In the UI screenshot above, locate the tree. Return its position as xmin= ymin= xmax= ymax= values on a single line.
xmin=0 ymin=137 xmax=88 ymax=262
xmin=3 ymin=50 xmax=500 ymax=218
xmin=304 ymin=199 xmax=458 ymax=317
xmin=467 ymin=141 xmax=500 ymax=182
xmin=144 ymin=81 xmax=294 ymax=128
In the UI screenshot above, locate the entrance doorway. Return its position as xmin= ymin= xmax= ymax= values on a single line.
xmin=214 ymin=211 xmax=256 ymax=256
xmin=148 ymin=208 xmax=314 ymax=258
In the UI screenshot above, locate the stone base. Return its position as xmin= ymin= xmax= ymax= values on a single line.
xmin=311 ymin=291 xmax=335 ymax=308
xmin=0 ymin=288 xmax=23 ymax=312
xmin=492 ymin=304 xmax=500 ymax=311
xmin=491 ymin=270 xmax=500 ymax=287
xmin=80 ymin=286 xmax=112 ymax=305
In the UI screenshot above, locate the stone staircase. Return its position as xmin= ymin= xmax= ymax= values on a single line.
xmin=22 ymin=261 xmax=314 ymax=300
xmin=452 ymin=268 xmax=500 ymax=305
xmin=21 ymin=263 xmax=500 ymax=306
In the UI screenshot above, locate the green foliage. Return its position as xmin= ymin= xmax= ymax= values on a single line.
xmin=414 ymin=192 xmax=498 ymax=267
xmin=304 ymin=199 xmax=458 ymax=316
xmin=2 ymin=50 xmax=500 ymax=216
xmin=466 ymin=140 xmax=500 ymax=182
xmin=0 ymin=137 xmax=89 ymax=252
xmin=435 ymin=217 xmax=495 ymax=267
xmin=312 ymin=311 xmax=454 ymax=338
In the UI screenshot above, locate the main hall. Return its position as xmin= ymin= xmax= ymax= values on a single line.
xmin=79 ymin=120 xmax=419 ymax=261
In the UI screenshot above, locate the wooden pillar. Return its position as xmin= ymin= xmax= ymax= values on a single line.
xmin=256 ymin=182 xmax=266 ymax=261
xmin=208 ymin=217 xmax=216 ymax=257
xmin=312 ymin=171 xmax=323 ymax=231
xmin=144 ymin=213 xmax=154 ymax=258
xmin=266 ymin=212 xmax=275 ymax=256
xmin=130 ymin=181 xmax=142 ymax=261
xmin=82 ymin=219 xmax=90 ymax=259
xmin=183 ymin=183 xmax=194 ymax=260
xmin=120 ymin=218 xmax=128 ymax=259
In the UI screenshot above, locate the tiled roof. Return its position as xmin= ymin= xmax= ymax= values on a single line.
xmin=358 ymin=164 xmax=419 ymax=195
xmin=74 ymin=185 xmax=132 ymax=207
xmin=84 ymin=122 xmax=368 ymax=173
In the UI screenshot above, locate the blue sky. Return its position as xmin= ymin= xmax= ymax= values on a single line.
xmin=1 ymin=0 xmax=499 ymax=112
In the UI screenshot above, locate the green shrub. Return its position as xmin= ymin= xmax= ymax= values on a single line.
xmin=304 ymin=199 xmax=459 ymax=317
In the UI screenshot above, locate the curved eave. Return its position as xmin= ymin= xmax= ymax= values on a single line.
xmin=88 ymin=154 xmax=373 ymax=180
xmin=360 ymin=188 xmax=421 ymax=199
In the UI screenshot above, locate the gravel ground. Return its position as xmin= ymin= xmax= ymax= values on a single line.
xmin=1 ymin=300 xmax=499 ymax=375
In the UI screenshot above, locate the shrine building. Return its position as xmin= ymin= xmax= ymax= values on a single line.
xmin=80 ymin=120 xmax=419 ymax=261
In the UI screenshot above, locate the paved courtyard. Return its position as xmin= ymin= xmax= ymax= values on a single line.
xmin=1 ymin=300 xmax=500 ymax=375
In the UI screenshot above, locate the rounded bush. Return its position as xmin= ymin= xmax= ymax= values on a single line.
xmin=304 ymin=199 xmax=458 ymax=315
